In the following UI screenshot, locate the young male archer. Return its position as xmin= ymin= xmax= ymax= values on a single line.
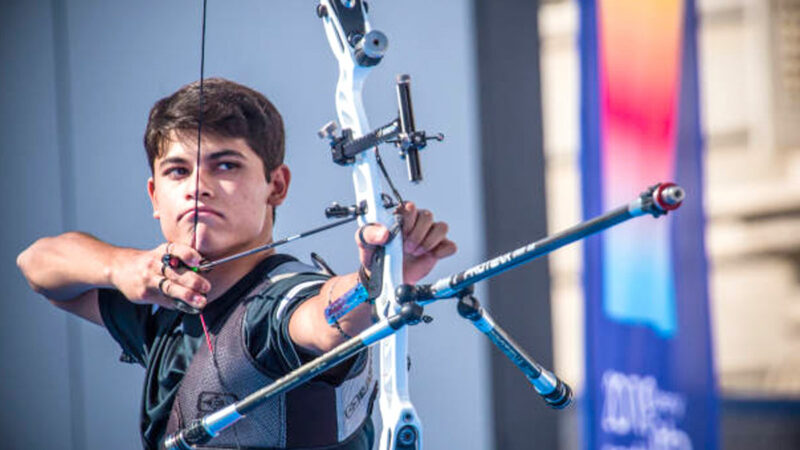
xmin=17 ymin=78 xmax=456 ymax=449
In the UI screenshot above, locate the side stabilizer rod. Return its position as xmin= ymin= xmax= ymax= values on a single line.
xmin=457 ymin=293 xmax=572 ymax=409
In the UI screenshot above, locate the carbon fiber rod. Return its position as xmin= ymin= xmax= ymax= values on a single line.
xmin=426 ymin=182 xmax=684 ymax=300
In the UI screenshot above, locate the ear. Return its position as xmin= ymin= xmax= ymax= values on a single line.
xmin=147 ymin=177 xmax=160 ymax=219
xmin=267 ymin=164 xmax=291 ymax=207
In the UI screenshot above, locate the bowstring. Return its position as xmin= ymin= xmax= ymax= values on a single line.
xmin=193 ymin=0 xmax=214 ymax=354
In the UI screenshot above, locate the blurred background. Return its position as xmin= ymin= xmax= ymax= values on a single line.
xmin=1 ymin=0 xmax=798 ymax=449
xmin=540 ymin=0 xmax=800 ymax=448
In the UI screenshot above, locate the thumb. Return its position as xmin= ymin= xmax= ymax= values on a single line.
xmin=355 ymin=224 xmax=390 ymax=267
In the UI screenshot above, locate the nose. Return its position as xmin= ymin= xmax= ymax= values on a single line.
xmin=184 ymin=168 xmax=213 ymax=201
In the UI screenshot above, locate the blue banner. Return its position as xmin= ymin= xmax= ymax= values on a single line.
xmin=579 ymin=0 xmax=718 ymax=448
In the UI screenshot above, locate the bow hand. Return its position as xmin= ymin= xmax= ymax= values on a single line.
xmin=356 ymin=202 xmax=456 ymax=285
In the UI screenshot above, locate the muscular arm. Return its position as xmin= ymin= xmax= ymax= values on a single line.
xmin=17 ymin=232 xmax=125 ymax=325
xmin=17 ymin=232 xmax=208 ymax=326
xmin=288 ymin=272 xmax=373 ymax=355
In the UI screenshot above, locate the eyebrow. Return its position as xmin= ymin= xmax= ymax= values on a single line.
xmin=158 ymin=156 xmax=189 ymax=169
xmin=206 ymin=149 xmax=246 ymax=161
xmin=158 ymin=149 xmax=246 ymax=169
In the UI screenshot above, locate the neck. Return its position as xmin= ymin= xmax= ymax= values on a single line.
xmin=204 ymin=248 xmax=275 ymax=303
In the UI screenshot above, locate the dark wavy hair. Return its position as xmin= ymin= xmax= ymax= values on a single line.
xmin=144 ymin=78 xmax=284 ymax=180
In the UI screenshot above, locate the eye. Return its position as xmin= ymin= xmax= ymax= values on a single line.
xmin=163 ymin=166 xmax=190 ymax=178
xmin=216 ymin=161 xmax=240 ymax=171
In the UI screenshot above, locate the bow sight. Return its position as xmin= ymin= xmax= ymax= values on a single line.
xmin=318 ymin=74 xmax=444 ymax=183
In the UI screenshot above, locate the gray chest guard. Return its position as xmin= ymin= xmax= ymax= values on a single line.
xmin=164 ymin=261 xmax=375 ymax=449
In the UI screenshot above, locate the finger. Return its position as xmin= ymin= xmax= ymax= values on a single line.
xmin=415 ymin=222 xmax=449 ymax=256
xmin=158 ymin=278 xmax=207 ymax=309
xmin=165 ymin=242 xmax=204 ymax=268
xmin=356 ymin=224 xmax=390 ymax=248
xmin=431 ymin=240 xmax=457 ymax=259
xmin=405 ymin=209 xmax=433 ymax=253
xmin=398 ymin=201 xmax=418 ymax=236
xmin=355 ymin=224 xmax=389 ymax=270
xmin=171 ymin=269 xmax=212 ymax=295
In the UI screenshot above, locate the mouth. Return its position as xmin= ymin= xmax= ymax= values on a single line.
xmin=179 ymin=205 xmax=224 ymax=222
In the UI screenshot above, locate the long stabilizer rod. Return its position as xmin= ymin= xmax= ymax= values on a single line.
xmin=426 ymin=182 xmax=683 ymax=300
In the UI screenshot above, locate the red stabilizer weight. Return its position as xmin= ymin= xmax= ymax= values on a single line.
xmin=653 ymin=182 xmax=683 ymax=212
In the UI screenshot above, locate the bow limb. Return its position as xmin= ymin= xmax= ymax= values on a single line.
xmin=319 ymin=1 xmax=421 ymax=448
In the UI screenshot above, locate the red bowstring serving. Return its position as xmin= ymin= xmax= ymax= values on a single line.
xmin=199 ymin=313 xmax=213 ymax=353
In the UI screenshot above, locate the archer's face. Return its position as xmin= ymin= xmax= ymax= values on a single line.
xmin=148 ymin=132 xmax=290 ymax=259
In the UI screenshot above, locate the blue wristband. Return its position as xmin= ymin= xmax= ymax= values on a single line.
xmin=325 ymin=283 xmax=370 ymax=325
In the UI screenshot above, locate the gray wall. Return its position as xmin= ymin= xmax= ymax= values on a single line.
xmin=1 ymin=1 xmax=489 ymax=448
xmin=473 ymin=1 xmax=557 ymax=448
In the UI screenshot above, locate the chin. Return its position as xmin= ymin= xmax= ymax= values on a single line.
xmin=194 ymin=238 xmax=229 ymax=259
xmin=197 ymin=235 xmax=263 ymax=261
xmin=190 ymin=221 xmax=270 ymax=258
